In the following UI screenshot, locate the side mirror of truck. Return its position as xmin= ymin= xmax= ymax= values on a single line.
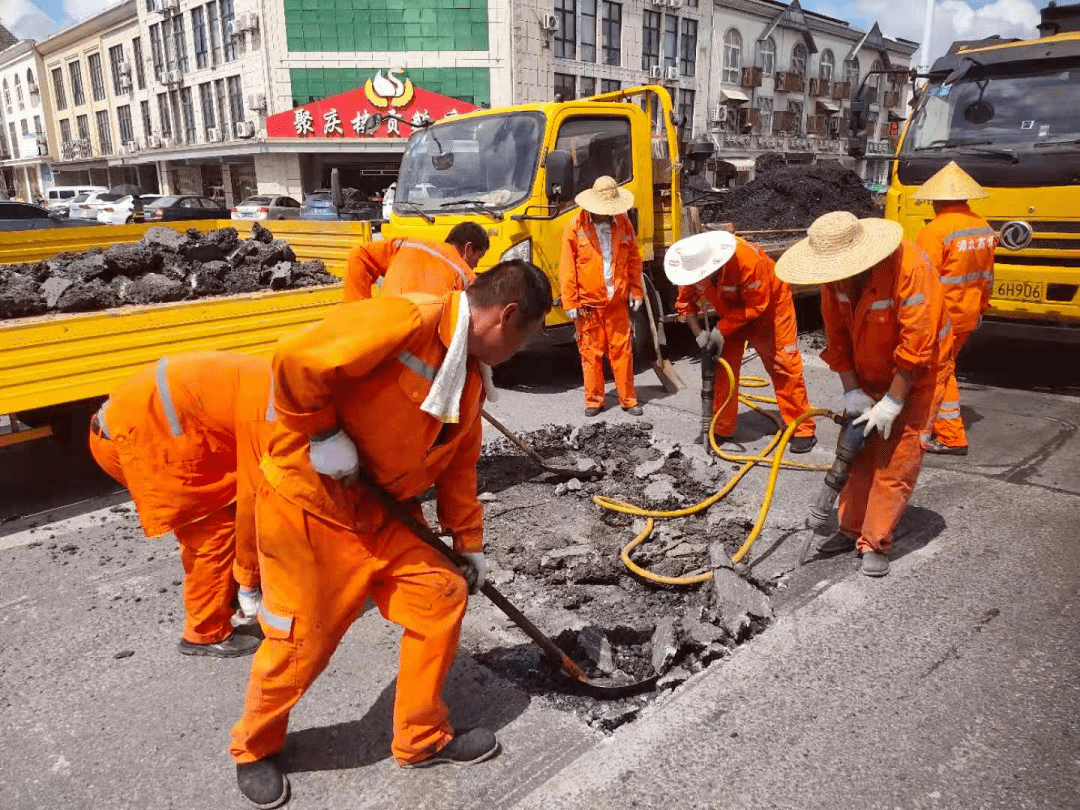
xmin=546 ymin=150 xmax=573 ymax=203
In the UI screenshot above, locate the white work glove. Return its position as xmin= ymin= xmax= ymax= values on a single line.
xmin=630 ymin=298 xmax=643 ymax=312
xmin=853 ymin=393 xmax=904 ymax=439
xmin=237 ymin=586 xmax=261 ymax=619
xmin=459 ymin=552 xmax=487 ymax=593
xmin=308 ymin=428 xmax=360 ymax=480
xmin=843 ymin=388 xmax=876 ymax=417
xmin=565 ymin=308 xmax=579 ymax=321
xmin=696 ymin=327 xmax=725 ymax=354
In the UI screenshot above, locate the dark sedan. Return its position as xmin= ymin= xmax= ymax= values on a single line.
xmin=0 ymin=200 xmax=104 ymax=231
xmin=146 ymin=195 xmax=230 ymax=222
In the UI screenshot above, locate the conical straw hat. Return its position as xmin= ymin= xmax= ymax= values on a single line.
xmin=664 ymin=230 xmax=738 ymax=286
xmin=575 ymin=176 xmax=635 ymax=216
xmin=913 ymin=161 xmax=989 ymax=202
xmin=775 ymin=212 xmax=904 ymax=285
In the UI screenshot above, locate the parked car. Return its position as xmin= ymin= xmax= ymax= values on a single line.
xmin=68 ymin=190 xmax=114 ymax=221
xmin=145 ymin=195 xmax=230 ymax=221
xmin=0 ymin=200 xmax=104 ymax=231
xmin=45 ymin=185 xmax=108 ymax=217
xmin=300 ymin=189 xmax=380 ymax=221
xmin=231 ymin=195 xmax=302 ymax=221
xmin=97 ymin=195 xmax=161 ymax=225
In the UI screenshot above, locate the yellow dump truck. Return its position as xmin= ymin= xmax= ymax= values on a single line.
xmin=885 ymin=2 xmax=1080 ymax=339
xmin=0 ymin=220 xmax=367 ymax=449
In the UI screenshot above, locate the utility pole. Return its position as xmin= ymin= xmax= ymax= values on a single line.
xmin=920 ymin=0 xmax=936 ymax=70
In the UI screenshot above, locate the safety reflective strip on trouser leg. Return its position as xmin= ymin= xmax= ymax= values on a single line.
xmin=174 ymin=504 xmax=239 ymax=644
xmin=930 ymin=331 xmax=969 ymax=448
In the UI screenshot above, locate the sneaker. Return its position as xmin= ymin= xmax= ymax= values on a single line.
xmin=236 ymin=759 xmax=290 ymax=809
xmin=926 ymin=438 xmax=968 ymax=456
xmin=861 ymin=550 xmax=890 ymax=577
xmin=788 ymin=435 xmax=818 ymax=454
xmin=584 ymin=407 xmax=602 ymax=417
xmin=622 ymin=405 xmax=644 ymax=416
xmin=400 ymin=728 xmax=500 ymax=768
xmin=178 ymin=632 xmax=261 ymax=658
xmin=816 ymin=531 xmax=857 ymax=555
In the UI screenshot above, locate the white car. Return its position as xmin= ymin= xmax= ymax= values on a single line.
xmin=68 ymin=190 xmax=114 ymax=221
xmin=97 ymin=195 xmax=160 ymax=225
xmin=231 ymin=195 xmax=302 ymax=221
xmin=45 ymin=185 xmax=107 ymax=217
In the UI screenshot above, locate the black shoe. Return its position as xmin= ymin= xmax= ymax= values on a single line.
xmin=178 ymin=632 xmax=261 ymax=658
xmin=401 ymin=728 xmax=500 ymax=768
xmin=585 ymin=407 xmax=602 ymax=417
xmin=237 ymin=759 xmax=290 ymax=809
xmin=816 ymin=531 xmax=857 ymax=555
xmin=788 ymin=435 xmax=817 ymax=454
xmin=622 ymin=405 xmax=644 ymax=416
xmin=926 ymin=438 xmax=968 ymax=456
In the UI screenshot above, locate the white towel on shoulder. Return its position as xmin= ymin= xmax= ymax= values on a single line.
xmin=421 ymin=293 xmax=471 ymax=423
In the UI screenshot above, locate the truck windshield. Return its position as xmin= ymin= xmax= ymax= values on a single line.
xmin=395 ymin=111 xmax=545 ymax=215
xmin=902 ymin=63 xmax=1080 ymax=153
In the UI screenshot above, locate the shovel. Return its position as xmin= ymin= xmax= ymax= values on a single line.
xmin=356 ymin=470 xmax=657 ymax=699
xmin=481 ymin=408 xmax=603 ymax=481
xmin=641 ymin=291 xmax=684 ymax=394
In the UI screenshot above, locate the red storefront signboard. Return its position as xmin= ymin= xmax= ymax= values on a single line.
xmin=268 ymin=69 xmax=479 ymax=140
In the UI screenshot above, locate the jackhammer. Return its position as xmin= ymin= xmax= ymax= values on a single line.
xmin=699 ymin=343 xmax=718 ymax=445
xmin=799 ymin=416 xmax=868 ymax=562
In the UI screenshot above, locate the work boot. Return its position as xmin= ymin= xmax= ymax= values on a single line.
xmin=816 ymin=530 xmax=857 ymax=555
xmin=236 ymin=759 xmax=290 ymax=809
xmin=860 ymin=550 xmax=890 ymax=577
xmin=788 ymin=435 xmax=818 ymax=454
xmin=400 ymin=728 xmax=500 ymax=768
xmin=622 ymin=405 xmax=644 ymax=416
xmin=584 ymin=406 xmax=602 ymax=417
xmin=178 ymin=632 xmax=261 ymax=658
xmin=926 ymin=438 xmax=968 ymax=456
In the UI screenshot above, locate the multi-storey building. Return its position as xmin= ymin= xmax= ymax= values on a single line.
xmin=0 ymin=38 xmax=52 ymax=201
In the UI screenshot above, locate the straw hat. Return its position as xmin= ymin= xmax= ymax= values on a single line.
xmin=575 ymin=176 xmax=635 ymax=216
xmin=775 ymin=212 xmax=904 ymax=285
xmin=914 ymin=161 xmax=989 ymax=202
xmin=664 ymin=230 xmax=738 ymax=286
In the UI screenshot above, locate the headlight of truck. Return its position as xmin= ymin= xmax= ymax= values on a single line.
xmin=499 ymin=238 xmax=532 ymax=263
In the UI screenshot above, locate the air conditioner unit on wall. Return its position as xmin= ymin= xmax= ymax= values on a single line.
xmin=234 ymin=121 xmax=255 ymax=138
xmin=119 ymin=75 xmax=131 ymax=91
xmin=241 ymin=12 xmax=260 ymax=32
xmin=162 ymin=136 xmax=176 ymax=148
xmin=148 ymin=135 xmax=163 ymax=148
xmin=666 ymin=0 xmax=682 ymax=7
xmin=118 ymin=61 xmax=131 ymax=75
xmin=665 ymin=66 xmax=678 ymax=81
xmin=207 ymin=128 xmax=222 ymax=142
xmin=649 ymin=65 xmax=664 ymax=79
xmin=159 ymin=0 xmax=179 ymax=13
xmin=540 ymin=13 xmax=558 ymax=33
xmin=247 ymin=93 xmax=267 ymax=112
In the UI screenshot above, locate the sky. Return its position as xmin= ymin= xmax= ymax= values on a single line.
xmin=0 ymin=0 xmax=1055 ymax=66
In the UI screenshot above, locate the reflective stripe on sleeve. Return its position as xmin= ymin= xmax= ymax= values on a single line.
xmin=745 ymin=280 xmax=762 ymax=290
xmin=258 ymin=605 xmax=292 ymax=634
xmin=398 ymin=350 xmax=437 ymax=381
xmin=96 ymin=402 xmax=112 ymax=439
xmin=265 ymin=376 xmax=276 ymax=422
xmin=155 ymin=358 xmax=184 ymax=438
xmin=869 ymin=299 xmax=894 ymax=310
xmin=901 ymin=293 xmax=926 ymax=307
xmin=836 ymin=292 xmax=850 ymax=303
xmin=404 ymin=240 xmax=470 ymax=287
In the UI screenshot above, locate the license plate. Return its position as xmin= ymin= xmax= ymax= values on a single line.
xmin=993 ymin=279 xmax=1045 ymax=303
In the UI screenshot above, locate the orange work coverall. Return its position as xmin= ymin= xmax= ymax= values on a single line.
xmin=88 ymin=352 xmax=276 ymax=644
xmin=820 ymin=240 xmax=953 ymax=556
xmin=230 ymin=292 xmax=484 ymax=767
xmin=675 ymin=239 xmax=815 ymax=439
xmin=558 ymin=210 xmax=644 ymax=409
xmin=343 ymin=236 xmax=475 ymax=302
xmin=917 ymin=203 xmax=997 ymax=448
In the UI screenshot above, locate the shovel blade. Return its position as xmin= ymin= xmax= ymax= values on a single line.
xmin=653 ymin=360 xmax=681 ymax=394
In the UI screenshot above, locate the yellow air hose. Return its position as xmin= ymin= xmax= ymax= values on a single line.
xmin=593 ymin=357 xmax=838 ymax=586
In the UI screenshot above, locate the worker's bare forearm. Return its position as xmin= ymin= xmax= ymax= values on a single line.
xmin=888 ymin=369 xmax=913 ymax=402
xmin=839 ymin=370 xmax=860 ymax=393
xmin=685 ymin=314 xmax=704 ymax=336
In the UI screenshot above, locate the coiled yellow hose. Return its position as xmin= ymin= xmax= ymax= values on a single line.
xmin=594 ymin=357 xmax=837 ymax=585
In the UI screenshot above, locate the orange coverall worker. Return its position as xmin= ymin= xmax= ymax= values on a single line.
xmin=230 ymin=291 xmax=484 ymax=767
xmin=917 ymin=203 xmax=997 ymax=448
xmin=343 ymin=236 xmax=475 ymax=302
xmin=87 ymin=352 xmax=276 ymax=644
xmin=675 ymin=239 xmax=815 ymax=440
xmin=558 ymin=210 xmax=644 ymax=409
xmin=820 ymin=240 xmax=954 ymax=556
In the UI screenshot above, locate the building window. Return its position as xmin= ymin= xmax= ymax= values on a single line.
xmin=579 ymin=76 xmax=596 ymax=97
xmin=14 ymin=75 xmax=23 ymax=107
xmin=158 ymin=93 xmax=172 ymax=138
xmin=222 ymin=0 xmax=237 ymax=62
xmin=96 ymin=109 xmax=113 ymax=155
xmin=554 ymin=72 xmax=576 ymax=101
xmin=192 ymin=8 xmax=209 ymax=70
xmin=69 ymin=61 xmax=85 ymax=106
xmin=679 ymin=19 xmax=697 ymax=77
xmin=662 ymin=15 xmax=677 ymax=69
xmin=601 ymin=2 xmax=621 ymax=67
xmin=819 ymin=49 xmax=834 ymax=82
xmin=844 ymin=56 xmax=860 ymax=88
xmin=791 ymin=43 xmax=808 ymax=78
xmin=208 ymin=2 xmax=223 ymax=66
xmin=759 ymin=36 xmax=776 ymax=77
xmin=678 ymin=88 xmax=695 ymax=131
xmin=33 ymin=115 xmax=42 ymax=135
xmin=214 ymin=78 xmax=229 ymax=138
xmin=642 ymin=11 xmax=661 ymax=71
xmin=554 ymin=0 xmax=576 ymax=59
xmin=172 ymin=15 xmax=190 ymax=73
xmin=88 ymin=53 xmax=106 ymax=102
xmin=150 ymin=24 xmax=165 ymax=78
xmin=787 ymin=99 xmax=803 ymax=133
xmin=2 ymin=80 xmax=9 ymax=114
xmin=59 ymin=118 xmax=72 ymax=144
xmin=51 ymin=68 xmax=67 ymax=110
xmin=554 ymin=116 xmax=632 ymax=199
xmin=227 ymin=75 xmax=243 ymax=123
xmin=133 ymin=37 xmax=146 ymax=89
xmin=117 ymin=105 xmax=134 ymax=144
xmin=600 ymin=78 xmax=620 ymax=93
xmin=141 ymin=100 xmax=153 ymax=138
xmin=580 ymin=0 xmax=597 ymax=63
xmin=181 ymin=87 xmax=196 ymax=143
xmin=686 ymin=0 xmax=697 ymax=6
xmin=109 ymin=45 xmax=127 ymax=95
xmin=76 ymin=114 xmax=90 ymax=142
xmin=8 ymin=122 xmax=18 ymax=158
xmin=870 ymin=59 xmax=885 ymax=96
xmin=199 ymin=82 xmax=216 ymax=137
xmin=755 ymin=95 xmax=773 ymax=134
xmin=722 ymin=28 xmax=742 ymax=84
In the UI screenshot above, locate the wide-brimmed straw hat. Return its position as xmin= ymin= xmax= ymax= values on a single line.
xmin=664 ymin=230 xmax=738 ymax=286
xmin=775 ymin=212 xmax=904 ymax=285
xmin=575 ymin=176 xmax=635 ymax=216
xmin=914 ymin=161 xmax=989 ymax=202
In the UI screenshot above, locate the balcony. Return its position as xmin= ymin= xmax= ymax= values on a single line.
xmin=774 ymin=72 xmax=805 ymax=94
xmin=808 ymin=78 xmax=829 ymax=98
xmin=771 ymin=110 xmax=800 ymax=133
xmin=883 ymin=91 xmax=900 ymax=109
xmin=805 ymin=115 xmax=827 ymax=135
xmin=739 ymin=107 xmax=760 ymax=132
xmin=741 ymin=66 xmax=763 ymax=89
xmin=831 ymin=81 xmax=851 ymax=101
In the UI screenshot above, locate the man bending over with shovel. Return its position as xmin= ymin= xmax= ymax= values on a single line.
xmin=230 ymin=259 xmax=552 ymax=808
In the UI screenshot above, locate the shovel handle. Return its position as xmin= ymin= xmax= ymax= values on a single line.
xmin=480 ymin=409 xmax=550 ymax=468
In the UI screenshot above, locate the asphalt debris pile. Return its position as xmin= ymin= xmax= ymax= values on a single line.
xmin=471 ymin=421 xmax=777 ymax=732
xmin=0 ymin=222 xmax=338 ymax=321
